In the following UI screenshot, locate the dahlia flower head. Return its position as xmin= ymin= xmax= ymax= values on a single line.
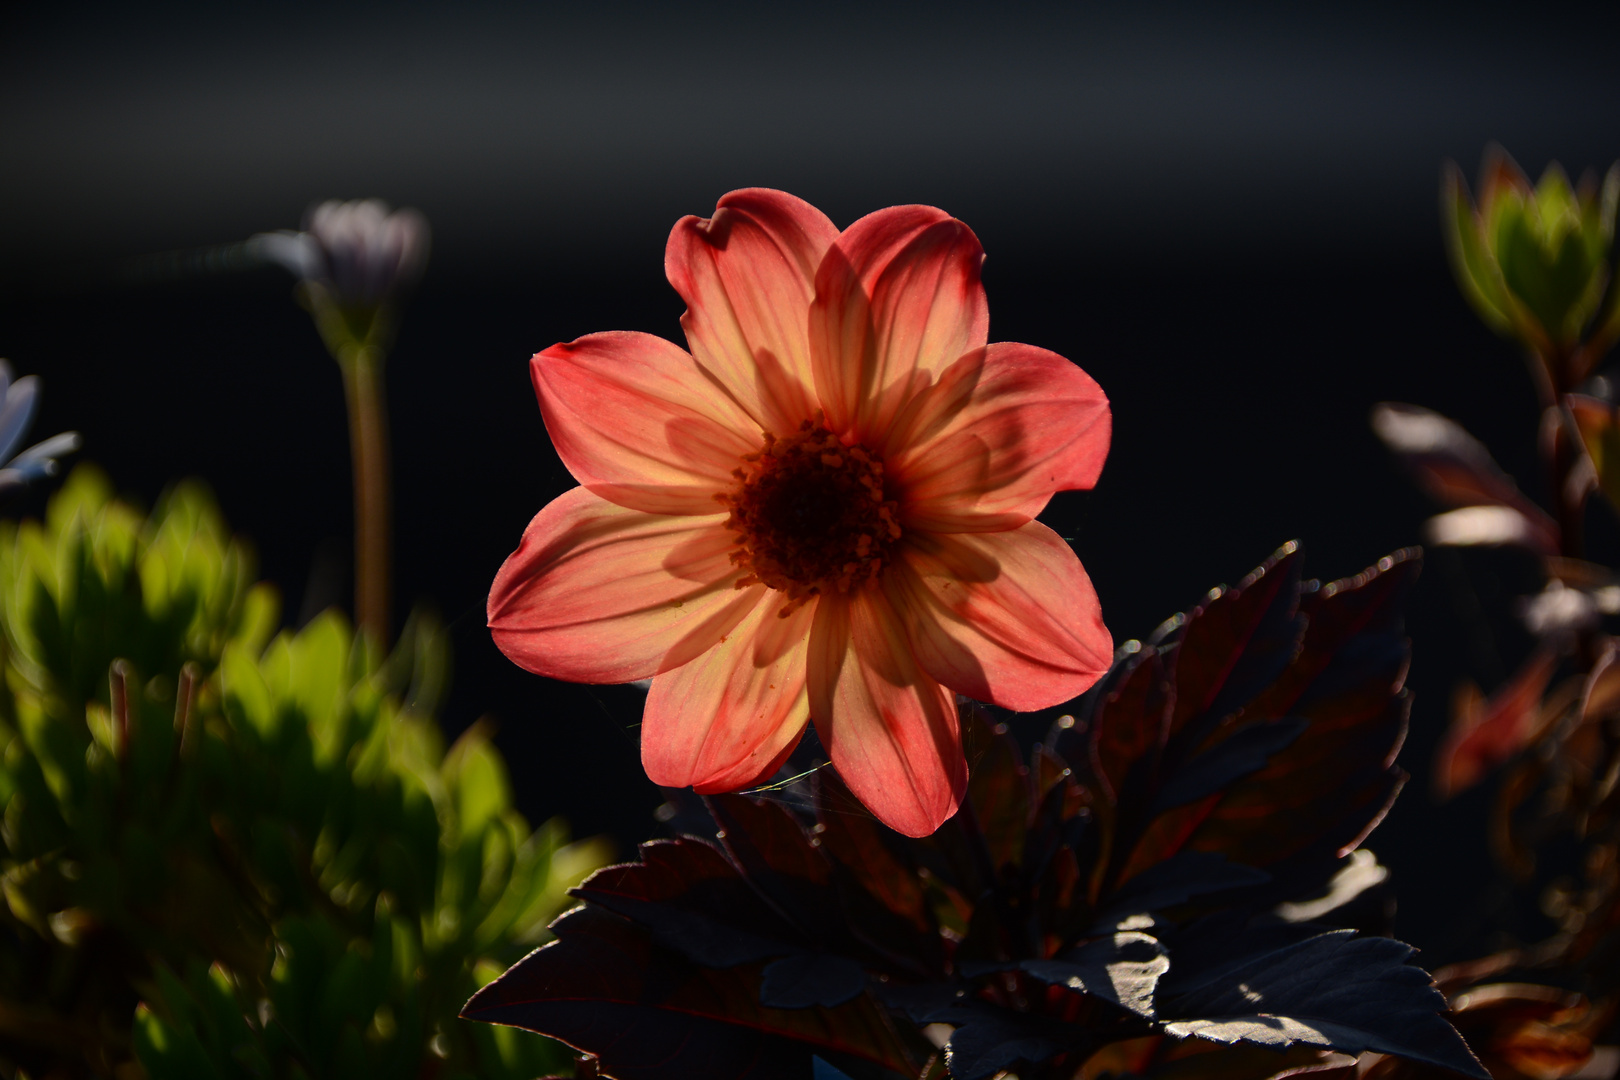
xmin=489 ymin=190 xmax=1112 ymax=837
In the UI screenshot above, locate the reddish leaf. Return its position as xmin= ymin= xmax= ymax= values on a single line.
xmin=812 ymin=769 xmax=935 ymax=940
xmin=1117 ymin=792 xmax=1226 ymax=886
xmin=1031 ymin=742 xmax=1075 ymax=807
xmin=709 ymin=793 xmax=838 ymax=939
xmin=965 ymin=711 xmax=1031 ymax=875
xmin=1152 ymin=719 xmax=1309 ymax=813
xmin=1090 ymin=646 xmax=1172 ymax=805
xmin=1246 ymin=549 xmax=1421 ymax=720
xmin=1186 ymin=694 xmax=1410 ymax=868
xmin=1185 ymin=553 xmax=1420 ymax=867
xmin=1102 ymin=549 xmax=1417 ymax=883
xmin=1167 ymin=543 xmax=1306 ymax=744
xmin=1569 ymin=393 xmax=1620 ymax=512
xmin=1084 ymin=1036 xmax=1353 ymax=1080
xmin=1434 ymin=649 xmax=1560 ymax=800
xmin=1448 ymin=983 xmax=1597 ymax=1080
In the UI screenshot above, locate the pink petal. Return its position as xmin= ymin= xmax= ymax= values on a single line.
xmin=643 ymin=597 xmax=816 ymax=792
xmin=809 ymin=206 xmax=988 ymax=442
xmin=532 ymin=331 xmax=760 ymax=516
xmin=885 ymin=524 xmax=1112 ymax=712
xmin=488 ymin=487 xmax=755 ymax=683
xmin=889 ymin=343 xmax=1111 ymax=532
xmin=666 ymin=189 xmax=838 ymax=435
xmin=807 ymin=590 xmax=966 ymax=837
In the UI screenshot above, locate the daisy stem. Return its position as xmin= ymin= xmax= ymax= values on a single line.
xmin=338 ymin=342 xmax=392 ymax=648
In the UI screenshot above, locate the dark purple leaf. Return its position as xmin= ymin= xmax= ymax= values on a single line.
xmin=945 ymin=1012 xmax=1078 ymax=1080
xmin=811 ymin=773 xmax=946 ymax=977
xmin=1152 ymin=718 xmax=1309 ymax=812
xmin=760 ymin=954 xmax=869 ymax=1009
xmin=462 ymin=906 xmax=923 ymax=1079
xmin=708 ymin=794 xmax=841 ymax=941
xmin=1098 ymin=851 xmax=1270 ymax=927
xmin=884 ymin=992 xmax=1087 ymax=1080
xmin=571 ymin=839 xmax=801 ymax=966
xmin=1160 ymin=927 xmax=1487 ymax=1079
xmin=812 ymin=770 xmax=933 ymax=937
xmin=813 ymin=1058 xmax=858 ymax=1080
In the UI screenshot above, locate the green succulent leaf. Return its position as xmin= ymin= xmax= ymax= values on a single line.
xmin=1 ymin=467 xmax=604 ymax=1079
xmin=1442 ymin=161 xmax=1512 ymax=332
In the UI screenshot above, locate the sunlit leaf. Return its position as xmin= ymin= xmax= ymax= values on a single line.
xmin=1370 ymin=404 xmax=1558 ymax=555
xmin=1160 ymin=925 xmax=1487 ymax=1078
xmin=1020 ymin=930 xmax=1169 ymax=1018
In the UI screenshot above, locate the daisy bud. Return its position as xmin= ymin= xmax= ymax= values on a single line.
xmin=256 ymin=199 xmax=430 ymax=356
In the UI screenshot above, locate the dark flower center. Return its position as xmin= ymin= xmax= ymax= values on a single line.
xmin=719 ymin=417 xmax=901 ymax=614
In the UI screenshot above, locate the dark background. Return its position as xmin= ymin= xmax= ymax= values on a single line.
xmin=3 ymin=0 xmax=1619 ymax=965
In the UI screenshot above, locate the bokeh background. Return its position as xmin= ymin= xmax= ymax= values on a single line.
xmin=4 ymin=0 xmax=1620 ymax=967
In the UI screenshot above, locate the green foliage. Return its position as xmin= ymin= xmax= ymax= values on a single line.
xmin=1443 ymin=148 xmax=1620 ymax=379
xmin=0 ymin=467 xmax=608 ymax=1078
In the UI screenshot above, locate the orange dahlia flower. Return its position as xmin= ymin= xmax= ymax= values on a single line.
xmin=489 ymin=190 xmax=1112 ymax=837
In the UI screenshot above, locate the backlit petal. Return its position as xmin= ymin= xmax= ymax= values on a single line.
xmin=807 ymin=590 xmax=966 ymax=837
xmin=532 ymin=331 xmax=759 ymax=515
xmin=667 ymin=189 xmax=838 ymax=434
xmin=488 ymin=487 xmax=751 ymax=683
xmin=643 ymin=596 xmax=815 ymax=792
xmin=889 ymin=343 xmax=1111 ymax=531
xmin=886 ymin=525 xmax=1112 ymax=712
xmin=809 ymin=206 xmax=988 ymax=442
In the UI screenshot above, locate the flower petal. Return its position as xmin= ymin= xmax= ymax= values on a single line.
xmin=532 ymin=331 xmax=760 ymax=515
xmin=809 ymin=206 xmax=988 ymax=442
xmin=488 ymin=487 xmax=753 ymax=683
xmin=885 ymin=524 xmax=1112 ymax=712
xmin=807 ymin=590 xmax=966 ymax=837
xmin=643 ymin=596 xmax=815 ymax=793
xmin=889 ymin=343 xmax=1111 ymax=531
xmin=666 ymin=189 xmax=838 ymax=435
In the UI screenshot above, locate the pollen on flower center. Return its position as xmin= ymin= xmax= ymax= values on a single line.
xmin=718 ymin=417 xmax=902 ymax=614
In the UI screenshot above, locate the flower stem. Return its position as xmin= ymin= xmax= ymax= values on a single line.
xmin=1538 ymin=346 xmax=1588 ymax=562
xmin=338 ymin=343 xmax=391 ymax=646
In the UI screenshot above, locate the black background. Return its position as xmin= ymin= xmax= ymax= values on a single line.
xmin=4 ymin=0 xmax=1619 ymax=966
